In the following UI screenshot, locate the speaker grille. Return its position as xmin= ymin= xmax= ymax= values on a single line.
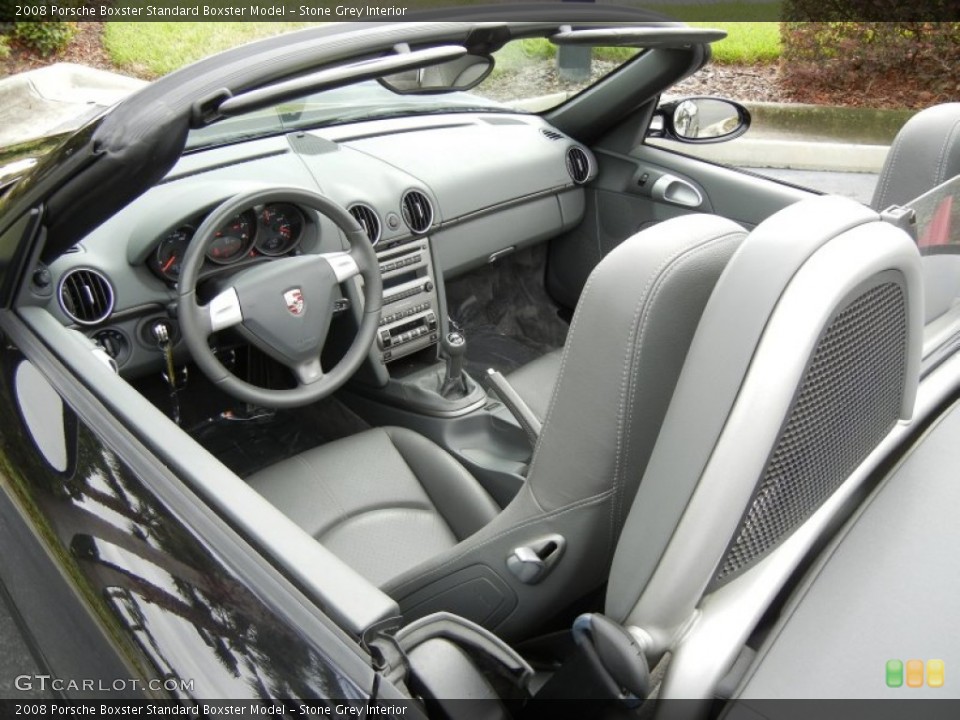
xmin=716 ymin=280 xmax=907 ymax=583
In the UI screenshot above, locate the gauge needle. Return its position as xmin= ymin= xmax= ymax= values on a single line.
xmin=162 ymin=256 xmax=177 ymax=273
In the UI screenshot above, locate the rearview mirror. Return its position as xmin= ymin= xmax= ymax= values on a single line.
xmin=379 ymin=53 xmax=494 ymax=94
xmin=649 ymin=97 xmax=751 ymax=144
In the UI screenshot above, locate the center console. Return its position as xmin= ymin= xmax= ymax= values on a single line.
xmin=349 ymin=233 xmax=532 ymax=506
xmin=375 ymin=237 xmax=440 ymax=363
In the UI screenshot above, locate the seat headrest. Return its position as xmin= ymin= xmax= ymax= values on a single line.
xmin=872 ymin=103 xmax=960 ymax=211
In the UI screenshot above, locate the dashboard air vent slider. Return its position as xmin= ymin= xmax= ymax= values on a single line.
xmin=566 ymin=147 xmax=591 ymax=184
xmin=348 ymin=203 xmax=382 ymax=246
xmin=58 ymin=268 xmax=115 ymax=325
xmin=401 ymin=190 xmax=434 ymax=234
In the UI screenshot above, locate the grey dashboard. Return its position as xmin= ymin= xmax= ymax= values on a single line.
xmin=35 ymin=112 xmax=595 ymax=377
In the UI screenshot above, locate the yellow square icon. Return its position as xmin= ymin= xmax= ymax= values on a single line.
xmin=906 ymin=659 xmax=924 ymax=688
xmin=927 ymin=660 xmax=945 ymax=688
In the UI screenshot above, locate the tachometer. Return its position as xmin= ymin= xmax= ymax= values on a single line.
xmin=256 ymin=203 xmax=305 ymax=256
xmin=207 ymin=209 xmax=256 ymax=264
xmin=154 ymin=226 xmax=194 ymax=281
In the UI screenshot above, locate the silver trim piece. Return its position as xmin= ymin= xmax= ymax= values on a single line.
xmin=322 ymin=252 xmax=361 ymax=283
xmin=208 ymin=288 xmax=243 ymax=332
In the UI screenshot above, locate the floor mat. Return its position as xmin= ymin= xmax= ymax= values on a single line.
xmin=445 ymin=244 xmax=569 ymax=379
xmin=136 ymin=364 xmax=370 ymax=478
xmin=188 ymin=397 xmax=370 ymax=478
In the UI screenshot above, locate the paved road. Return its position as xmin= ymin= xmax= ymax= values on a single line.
xmin=754 ymin=168 xmax=879 ymax=205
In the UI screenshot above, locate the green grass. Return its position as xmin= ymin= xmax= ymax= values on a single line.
xmin=103 ymin=22 xmax=322 ymax=78
xmin=693 ymin=22 xmax=781 ymax=65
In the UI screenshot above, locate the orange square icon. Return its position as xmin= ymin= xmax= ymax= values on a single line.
xmin=906 ymin=659 xmax=924 ymax=688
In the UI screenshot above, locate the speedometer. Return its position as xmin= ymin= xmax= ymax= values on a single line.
xmin=154 ymin=226 xmax=194 ymax=281
xmin=256 ymin=203 xmax=305 ymax=256
xmin=207 ymin=210 xmax=256 ymax=264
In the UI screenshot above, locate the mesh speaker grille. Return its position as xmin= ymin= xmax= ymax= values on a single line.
xmin=716 ymin=280 xmax=907 ymax=583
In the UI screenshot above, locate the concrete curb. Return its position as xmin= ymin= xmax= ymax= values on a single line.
xmin=650 ymin=137 xmax=889 ymax=174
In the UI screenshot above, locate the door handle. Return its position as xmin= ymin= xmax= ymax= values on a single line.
xmin=651 ymin=174 xmax=703 ymax=208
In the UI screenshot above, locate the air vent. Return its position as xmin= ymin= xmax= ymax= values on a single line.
xmin=348 ymin=203 xmax=382 ymax=246
xmin=540 ymin=128 xmax=564 ymax=141
xmin=58 ymin=268 xmax=114 ymax=325
xmin=401 ymin=190 xmax=434 ymax=234
xmin=566 ymin=146 xmax=591 ymax=184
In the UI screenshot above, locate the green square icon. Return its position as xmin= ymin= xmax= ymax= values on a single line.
xmin=886 ymin=659 xmax=904 ymax=688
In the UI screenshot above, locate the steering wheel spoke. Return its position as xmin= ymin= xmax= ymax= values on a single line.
xmin=207 ymin=287 xmax=244 ymax=333
xmin=293 ymin=357 xmax=324 ymax=386
xmin=321 ymin=251 xmax=361 ymax=282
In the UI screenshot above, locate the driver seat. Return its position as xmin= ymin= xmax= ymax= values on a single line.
xmin=247 ymin=213 xmax=747 ymax=640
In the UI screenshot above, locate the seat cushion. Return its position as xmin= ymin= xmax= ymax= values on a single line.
xmin=505 ymin=349 xmax=563 ymax=422
xmin=246 ymin=426 xmax=499 ymax=587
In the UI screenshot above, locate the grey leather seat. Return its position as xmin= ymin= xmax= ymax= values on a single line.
xmin=595 ymin=195 xmax=923 ymax=698
xmin=870 ymin=102 xmax=960 ymax=211
xmin=872 ymin=103 xmax=960 ymax=325
xmin=248 ymin=213 xmax=747 ymax=640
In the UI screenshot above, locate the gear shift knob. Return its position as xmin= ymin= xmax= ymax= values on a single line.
xmin=440 ymin=331 xmax=468 ymax=397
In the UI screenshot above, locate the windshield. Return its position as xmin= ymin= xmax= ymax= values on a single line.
xmin=185 ymin=38 xmax=640 ymax=152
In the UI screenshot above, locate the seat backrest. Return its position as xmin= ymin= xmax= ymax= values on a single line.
xmin=605 ymin=195 xmax=924 ymax=661
xmin=871 ymin=102 xmax=960 ymax=212
xmin=387 ymin=213 xmax=747 ymax=640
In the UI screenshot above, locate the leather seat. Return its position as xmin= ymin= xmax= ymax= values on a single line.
xmin=248 ymin=213 xmax=747 ymax=640
xmin=249 ymin=426 xmax=500 ymax=587
xmin=871 ymin=103 xmax=960 ymax=325
xmin=503 ymin=349 xmax=562 ymax=423
xmin=870 ymin=102 xmax=960 ymax=211
xmin=598 ymin=195 xmax=924 ymax=698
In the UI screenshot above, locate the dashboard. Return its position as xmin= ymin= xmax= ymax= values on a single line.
xmin=37 ymin=111 xmax=596 ymax=378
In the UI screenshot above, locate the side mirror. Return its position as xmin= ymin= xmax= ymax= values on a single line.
xmin=648 ymin=97 xmax=751 ymax=144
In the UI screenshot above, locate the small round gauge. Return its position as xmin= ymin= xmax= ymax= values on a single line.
xmin=256 ymin=203 xmax=305 ymax=256
xmin=206 ymin=209 xmax=256 ymax=265
xmin=154 ymin=226 xmax=194 ymax=281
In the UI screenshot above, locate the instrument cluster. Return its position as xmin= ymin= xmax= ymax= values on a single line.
xmin=149 ymin=203 xmax=307 ymax=283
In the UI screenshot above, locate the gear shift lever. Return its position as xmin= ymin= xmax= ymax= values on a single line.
xmin=440 ymin=331 xmax=468 ymax=398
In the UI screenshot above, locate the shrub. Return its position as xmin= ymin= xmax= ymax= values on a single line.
xmin=0 ymin=34 xmax=10 ymax=61
xmin=780 ymin=19 xmax=960 ymax=107
xmin=780 ymin=0 xmax=960 ymax=106
xmin=12 ymin=21 xmax=75 ymax=57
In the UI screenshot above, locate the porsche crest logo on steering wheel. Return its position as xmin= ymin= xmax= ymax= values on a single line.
xmin=283 ymin=288 xmax=305 ymax=316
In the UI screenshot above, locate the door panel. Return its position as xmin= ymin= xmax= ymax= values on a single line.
xmin=547 ymin=144 xmax=817 ymax=308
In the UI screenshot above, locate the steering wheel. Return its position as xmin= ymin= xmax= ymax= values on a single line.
xmin=178 ymin=187 xmax=382 ymax=408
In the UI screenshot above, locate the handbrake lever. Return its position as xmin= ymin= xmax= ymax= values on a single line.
xmin=486 ymin=368 xmax=541 ymax=447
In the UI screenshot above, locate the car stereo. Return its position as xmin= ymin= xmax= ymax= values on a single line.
xmin=374 ymin=237 xmax=440 ymax=362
